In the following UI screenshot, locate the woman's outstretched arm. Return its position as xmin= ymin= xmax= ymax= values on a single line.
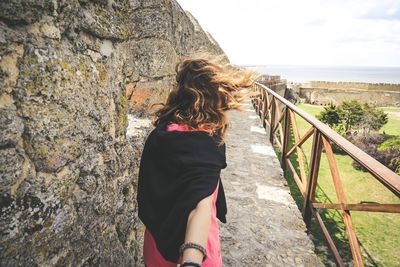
xmin=182 ymin=194 xmax=214 ymax=263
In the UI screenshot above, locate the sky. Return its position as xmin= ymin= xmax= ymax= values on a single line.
xmin=177 ymin=0 xmax=400 ymax=67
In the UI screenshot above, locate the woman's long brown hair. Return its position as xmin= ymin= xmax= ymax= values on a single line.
xmin=150 ymin=54 xmax=260 ymax=146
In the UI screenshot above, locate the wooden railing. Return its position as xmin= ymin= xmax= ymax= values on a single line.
xmin=250 ymin=82 xmax=400 ymax=267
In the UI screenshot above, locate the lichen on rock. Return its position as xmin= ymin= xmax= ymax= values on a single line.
xmin=0 ymin=0 xmax=228 ymax=266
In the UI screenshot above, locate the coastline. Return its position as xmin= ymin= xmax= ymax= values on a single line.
xmin=245 ymin=64 xmax=400 ymax=84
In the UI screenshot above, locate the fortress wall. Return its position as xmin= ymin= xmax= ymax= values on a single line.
xmin=298 ymin=80 xmax=400 ymax=107
xmin=269 ymin=83 xmax=287 ymax=97
xmin=299 ymin=88 xmax=400 ymax=107
xmin=306 ymin=81 xmax=400 ymax=92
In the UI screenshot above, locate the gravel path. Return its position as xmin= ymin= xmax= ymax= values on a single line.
xmin=220 ymin=99 xmax=323 ymax=266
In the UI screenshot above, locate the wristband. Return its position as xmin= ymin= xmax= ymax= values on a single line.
xmin=178 ymin=260 xmax=202 ymax=267
xmin=179 ymin=242 xmax=207 ymax=262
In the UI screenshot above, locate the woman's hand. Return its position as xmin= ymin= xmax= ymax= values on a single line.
xmin=182 ymin=194 xmax=213 ymax=263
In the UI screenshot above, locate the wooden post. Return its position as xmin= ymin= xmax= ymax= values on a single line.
xmin=258 ymin=86 xmax=262 ymax=116
xmin=322 ymin=136 xmax=364 ymax=267
xmin=281 ymin=107 xmax=291 ymax=169
xmin=260 ymin=89 xmax=265 ymax=127
xmin=289 ymin=110 xmax=308 ymax=188
xmin=262 ymin=95 xmax=267 ymax=128
xmin=303 ymin=129 xmax=322 ymax=227
xmin=269 ymin=96 xmax=276 ymax=144
xmin=254 ymin=85 xmax=259 ymax=114
xmin=312 ymin=208 xmax=345 ymax=267
xmin=251 ymin=84 xmax=256 ymax=108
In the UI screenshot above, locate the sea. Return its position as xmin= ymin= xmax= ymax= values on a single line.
xmin=244 ymin=65 xmax=400 ymax=84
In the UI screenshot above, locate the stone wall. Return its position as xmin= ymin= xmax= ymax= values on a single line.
xmin=0 ymin=0 xmax=226 ymax=266
xmin=299 ymin=81 xmax=400 ymax=107
xmin=307 ymin=81 xmax=400 ymax=91
xmin=257 ymin=74 xmax=299 ymax=104
xmin=258 ymin=75 xmax=287 ymax=98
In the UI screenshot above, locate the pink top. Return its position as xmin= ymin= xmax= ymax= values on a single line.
xmin=143 ymin=122 xmax=222 ymax=267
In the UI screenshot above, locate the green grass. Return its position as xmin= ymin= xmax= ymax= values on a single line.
xmin=381 ymin=114 xmax=400 ymax=136
xmin=379 ymin=136 xmax=400 ymax=151
xmin=378 ymin=106 xmax=400 ymax=113
xmin=276 ymin=103 xmax=400 ymax=266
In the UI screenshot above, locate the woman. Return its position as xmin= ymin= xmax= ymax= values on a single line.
xmin=137 ymin=54 xmax=259 ymax=267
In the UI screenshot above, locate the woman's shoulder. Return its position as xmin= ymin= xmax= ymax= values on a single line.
xmin=166 ymin=122 xmax=211 ymax=133
xmin=164 ymin=122 xmax=223 ymax=146
xmin=166 ymin=122 xmax=192 ymax=132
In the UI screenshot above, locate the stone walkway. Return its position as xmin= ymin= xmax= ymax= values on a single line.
xmin=220 ymin=99 xmax=323 ymax=266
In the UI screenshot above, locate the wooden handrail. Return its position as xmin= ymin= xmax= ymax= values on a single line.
xmin=251 ymin=82 xmax=400 ymax=267
xmin=255 ymin=82 xmax=400 ymax=197
xmin=312 ymin=203 xmax=400 ymax=213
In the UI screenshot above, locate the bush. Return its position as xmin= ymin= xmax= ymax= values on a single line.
xmin=317 ymin=103 xmax=340 ymax=127
xmin=316 ymin=102 xmax=398 ymax=173
xmin=350 ymin=134 xmax=400 ymax=175
xmin=348 ymin=132 xmax=386 ymax=146
xmin=379 ymin=135 xmax=400 ymax=151
xmin=337 ymin=100 xmax=364 ymax=133
xmin=317 ymin=100 xmax=388 ymax=135
xmin=389 ymin=158 xmax=400 ymax=175
xmin=359 ymin=103 xmax=388 ymax=133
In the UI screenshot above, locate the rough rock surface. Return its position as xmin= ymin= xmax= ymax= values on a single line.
xmin=0 ymin=0 xmax=225 ymax=266
xmin=220 ymin=99 xmax=323 ymax=266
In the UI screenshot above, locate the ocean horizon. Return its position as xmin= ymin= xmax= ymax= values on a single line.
xmin=243 ymin=65 xmax=400 ymax=84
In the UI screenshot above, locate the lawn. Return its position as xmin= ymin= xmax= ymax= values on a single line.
xmin=379 ymin=107 xmax=400 ymax=137
xmin=279 ymin=103 xmax=400 ymax=266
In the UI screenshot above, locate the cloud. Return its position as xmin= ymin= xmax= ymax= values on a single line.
xmin=177 ymin=0 xmax=400 ymax=66
xmin=305 ymin=17 xmax=326 ymax=26
xmin=359 ymin=1 xmax=400 ymax=20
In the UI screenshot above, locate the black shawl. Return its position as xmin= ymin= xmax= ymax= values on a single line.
xmin=137 ymin=120 xmax=228 ymax=262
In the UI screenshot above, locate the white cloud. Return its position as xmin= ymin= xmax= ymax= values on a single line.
xmin=359 ymin=0 xmax=400 ymax=20
xmin=177 ymin=0 xmax=400 ymax=66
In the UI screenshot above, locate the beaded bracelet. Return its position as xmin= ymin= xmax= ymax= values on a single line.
xmin=178 ymin=260 xmax=202 ymax=267
xmin=179 ymin=242 xmax=207 ymax=262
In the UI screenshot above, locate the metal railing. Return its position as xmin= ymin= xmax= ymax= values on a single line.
xmin=251 ymin=82 xmax=400 ymax=267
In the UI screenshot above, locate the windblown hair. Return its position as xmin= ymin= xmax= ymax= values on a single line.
xmin=150 ymin=54 xmax=260 ymax=146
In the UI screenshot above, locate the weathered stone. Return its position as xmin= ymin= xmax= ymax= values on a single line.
xmin=135 ymin=38 xmax=178 ymax=78
xmin=80 ymin=2 xmax=135 ymax=41
xmin=0 ymin=0 xmax=227 ymax=265
xmin=0 ymin=43 xmax=24 ymax=94
xmin=0 ymin=0 xmax=54 ymax=25
xmin=141 ymin=0 xmax=171 ymax=9
xmin=40 ymin=21 xmax=61 ymax=39
xmin=0 ymin=106 xmax=23 ymax=147
xmin=0 ymin=148 xmax=25 ymax=194
xmin=128 ymin=77 xmax=175 ymax=116
xmin=132 ymin=8 xmax=173 ymax=41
